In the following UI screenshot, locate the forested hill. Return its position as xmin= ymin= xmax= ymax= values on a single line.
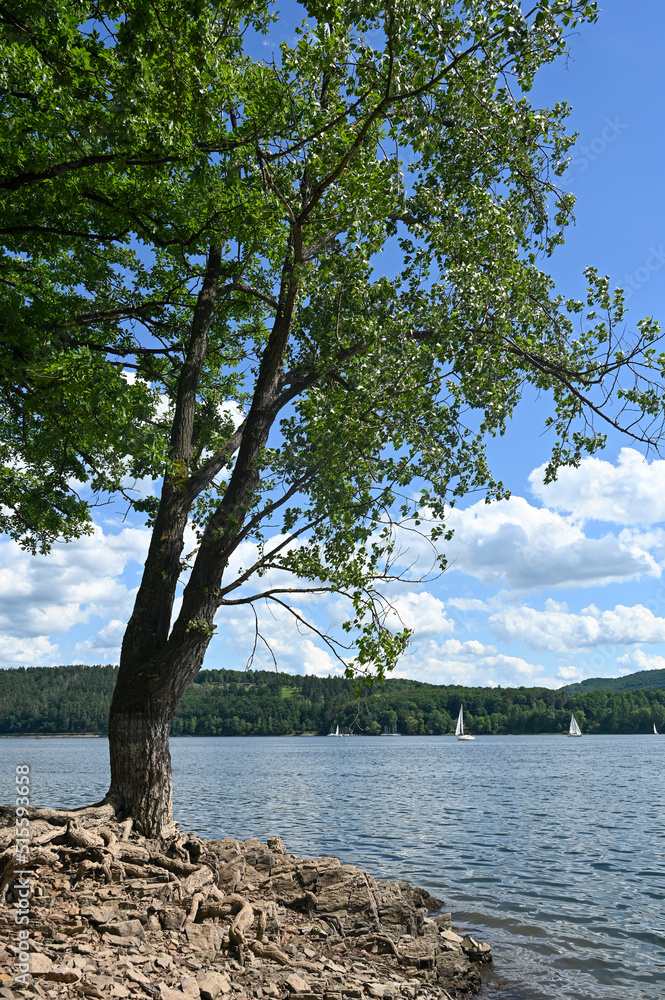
xmin=1 ymin=664 xmax=664 ymax=736
xmin=561 ymin=668 xmax=665 ymax=693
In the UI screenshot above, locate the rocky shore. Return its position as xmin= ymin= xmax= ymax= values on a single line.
xmin=0 ymin=808 xmax=491 ymax=1000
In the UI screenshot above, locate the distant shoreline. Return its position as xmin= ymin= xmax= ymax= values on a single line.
xmin=0 ymin=731 xmax=658 ymax=739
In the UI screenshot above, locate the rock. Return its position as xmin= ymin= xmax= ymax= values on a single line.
xmin=0 ymin=812 xmax=489 ymax=1000
xmin=98 ymin=918 xmax=145 ymax=939
xmin=461 ymin=936 xmax=491 ymax=962
xmin=125 ymin=966 xmax=152 ymax=986
xmin=159 ymin=908 xmax=187 ymax=931
xmin=159 ymin=987 xmax=186 ymax=1000
xmin=432 ymin=913 xmax=451 ymax=931
xmin=284 ymin=974 xmax=310 ymax=993
xmin=439 ymin=929 xmax=463 ymax=946
xmin=43 ymin=968 xmax=81 ymax=983
xmin=196 ymin=970 xmax=232 ymax=999
xmin=185 ymin=923 xmax=222 ymax=952
xmin=30 ymin=953 xmax=54 ymax=974
xmin=266 ymin=837 xmax=287 ymax=855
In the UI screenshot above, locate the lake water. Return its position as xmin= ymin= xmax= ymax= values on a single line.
xmin=1 ymin=734 xmax=664 ymax=1000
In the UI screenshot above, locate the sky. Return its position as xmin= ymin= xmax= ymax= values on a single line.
xmin=4 ymin=2 xmax=665 ymax=688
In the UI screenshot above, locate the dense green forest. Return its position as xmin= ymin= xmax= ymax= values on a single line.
xmin=1 ymin=665 xmax=664 ymax=736
xmin=562 ymin=668 xmax=665 ymax=693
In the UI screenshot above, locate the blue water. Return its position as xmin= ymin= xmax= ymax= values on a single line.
xmin=1 ymin=734 xmax=664 ymax=1000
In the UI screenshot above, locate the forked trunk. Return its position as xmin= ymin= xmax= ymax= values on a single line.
xmin=104 ymin=246 xmax=295 ymax=836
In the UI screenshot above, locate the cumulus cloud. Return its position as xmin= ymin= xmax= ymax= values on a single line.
xmin=442 ymin=496 xmax=658 ymax=589
xmin=529 ymin=447 xmax=665 ymax=525
xmin=385 ymin=592 xmax=454 ymax=637
xmin=74 ymin=619 xmax=127 ymax=662
xmin=301 ymin=639 xmax=345 ymax=677
xmin=555 ymin=664 xmax=585 ymax=683
xmin=0 ymin=526 xmax=149 ymax=644
xmin=0 ymin=634 xmax=60 ymax=667
xmin=394 ymin=636 xmax=550 ymax=687
xmin=490 ymin=600 xmax=665 ymax=652
xmin=615 ymin=648 xmax=665 ymax=672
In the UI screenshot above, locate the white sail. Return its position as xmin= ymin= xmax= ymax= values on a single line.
xmin=654 ymin=723 xmax=659 ymax=735
xmin=569 ymin=713 xmax=582 ymax=736
xmin=455 ymin=705 xmax=464 ymax=737
xmin=335 ymin=724 xmax=340 ymax=737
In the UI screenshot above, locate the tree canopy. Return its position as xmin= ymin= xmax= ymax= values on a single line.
xmin=3 ymin=0 xmax=665 ymax=831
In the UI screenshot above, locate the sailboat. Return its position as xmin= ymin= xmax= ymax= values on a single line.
xmin=654 ymin=723 xmax=659 ymax=735
xmin=567 ymin=713 xmax=582 ymax=737
xmin=328 ymin=724 xmax=341 ymax=737
xmin=455 ymin=704 xmax=475 ymax=741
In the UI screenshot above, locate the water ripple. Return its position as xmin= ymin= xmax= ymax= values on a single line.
xmin=1 ymin=733 xmax=664 ymax=1000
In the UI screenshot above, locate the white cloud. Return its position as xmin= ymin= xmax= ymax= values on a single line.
xmin=74 ymin=619 xmax=127 ymax=662
xmin=529 ymin=447 xmax=665 ymax=525
xmin=442 ymin=496 xmax=658 ymax=589
xmin=0 ymin=526 xmax=148 ymax=641
xmin=490 ymin=601 xmax=665 ymax=652
xmin=615 ymin=647 xmax=665 ymax=672
xmin=0 ymin=634 xmax=60 ymax=667
xmin=394 ymin=635 xmax=550 ymax=687
xmin=385 ymin=592 xmax=454 ymax=637
xmin=301 ymin=639 xmax=345 ymax=677
xmin=555 ymin=664 xmax=584 ymax=683
xmin=447 ymin=596 xmax=491 ymax=612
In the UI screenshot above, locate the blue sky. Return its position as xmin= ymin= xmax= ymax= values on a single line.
xmin=3 ymin=2 xmax=665 ymax=687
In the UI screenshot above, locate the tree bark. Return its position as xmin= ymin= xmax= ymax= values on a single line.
xmin=107 ymin=629 xmax=213 ymax=835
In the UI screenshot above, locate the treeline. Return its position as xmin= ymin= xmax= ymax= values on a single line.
xmin=562 ymin=667 xmax=665 ymax=693
xmin=1 ymin=664 xmax=665 ymax=735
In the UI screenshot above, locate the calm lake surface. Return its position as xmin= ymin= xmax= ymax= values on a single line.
xmin=1 ymin=734 xmax=664 ymax=1000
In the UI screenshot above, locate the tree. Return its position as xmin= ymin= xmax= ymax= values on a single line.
xmin=2 ymin=0 xmax=665 ymax=834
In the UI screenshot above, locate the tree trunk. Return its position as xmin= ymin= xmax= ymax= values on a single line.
xmin=107 ymin=632 xmax=211 ymax=836
xmin=106 ymin=705 xmax=174 ymax=837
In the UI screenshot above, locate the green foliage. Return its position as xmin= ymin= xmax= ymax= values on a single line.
xmin=562 ymin=668 xmax=665 ymax=693
xmin=2 ymin=2 xmax=665 ymax=680
xmin=0 ymin=664 xmax=118 ymax=733
xmin=2 ymin=664 xmax=665 ymax=736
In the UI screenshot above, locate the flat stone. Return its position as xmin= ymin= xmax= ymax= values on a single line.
xmin=30 ymin=954 xmax=54 ymax=974
xmin=285 ymin=974 xmax=310 ymax=994
xmin=42 ymin=968 xmax=81 ymax=983
xmin=180 ymin=975 xmax=200 ymax=996
xmin=160 ymin=909 xmax=187 ymax=931
xmin=439 ymin=930 xmax=463 ymax=946
xmin=185 ymin=924 xmax=222 ymax=952
xmin=101 ymin=934 xmax=140 ymax=947
xmin=109 ymin=986 xmax=132 ymax=998
xmin=81 ymin=905 xmax=117 ymax=924
xmin=102 ymin=919 xmax=145 ymax=939
xmin=125 ymin=966 xmax=152 ymax=985
xmin=159 ymin=986 xmax=186 ymax=1000
xmin=197 ymin=971 xmax=232 ymax=999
